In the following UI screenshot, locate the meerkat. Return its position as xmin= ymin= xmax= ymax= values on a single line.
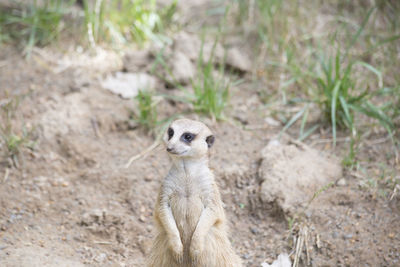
xmin=147 ymin=118 xmax=243 ymax=267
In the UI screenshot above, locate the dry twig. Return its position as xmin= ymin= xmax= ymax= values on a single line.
xmin=124 ymin=141 xmax=160 ymax=168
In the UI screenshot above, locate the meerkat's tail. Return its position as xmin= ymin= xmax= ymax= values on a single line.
xmin=196 ymin=227 xmax=243 ymax=267
xmin=146 ymin=232 xmax=182 ymax=267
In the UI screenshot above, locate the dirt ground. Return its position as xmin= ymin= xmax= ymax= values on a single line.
xmin=1 ymin=2 xmax=400 ymax=267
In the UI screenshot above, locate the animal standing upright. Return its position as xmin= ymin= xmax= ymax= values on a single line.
xmin=147 ymin=118 xmax=242 ymax=267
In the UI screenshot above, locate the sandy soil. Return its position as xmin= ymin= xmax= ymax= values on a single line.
xmin=0 ymin=2 xmax=399 ymax=266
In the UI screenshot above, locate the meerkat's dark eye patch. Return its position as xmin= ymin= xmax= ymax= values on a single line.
xmin=167 ymin=127 xmax=174 ymax=140
xmin=180 ymin=132 xmax=196 ymax=144
xmin=206 ymin=135 xmax=215 ymax=148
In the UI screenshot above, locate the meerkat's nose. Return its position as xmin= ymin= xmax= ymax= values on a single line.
xmin=166 ymin=147 xmax=173 ymax=152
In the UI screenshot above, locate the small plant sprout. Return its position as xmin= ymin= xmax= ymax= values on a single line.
xmin=133 ymin=89 xmax=159 ymax=133
xmin=0 ymin=97 xmax=36 ymax=167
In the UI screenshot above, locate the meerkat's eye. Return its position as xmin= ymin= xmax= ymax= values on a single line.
xmin=181 ymin=132 xmax=196 ymax=143
xmin=167 ymin=127 xmax=174 ymax=140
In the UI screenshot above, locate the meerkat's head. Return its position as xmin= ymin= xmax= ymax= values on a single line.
xmin=163 ymin=119 xmax=215 ymax=158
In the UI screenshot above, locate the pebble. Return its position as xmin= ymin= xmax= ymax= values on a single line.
xmin=139 ymin=215 xmax=146 ymax=223
xmin=344 ymin=234 xmax=353 ymax=240
xmin=250 ymin=227 xmax=259 ymax=235
xmin=226 ymin=47 xmax=252 ymax=72
xmin=242 ymin=253 xmax=251 ymax=259
xmin=264 ymin=117 xmax=281 ymax=127
xmin=336 ymin=178 xmax=347 ymax=186
xmin=144 ymin=175 xmax=153 ymax=182
xmin=95 ymin=253 xmax=107 ymax=262
xmin=305 ymin=210 xmax=312 ymax=218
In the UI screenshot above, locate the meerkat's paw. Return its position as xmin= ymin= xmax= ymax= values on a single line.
xmin=168 ymin=237 xmax=183 ymax=263
xmin=189 ymin=235 xmax=204 ymax=259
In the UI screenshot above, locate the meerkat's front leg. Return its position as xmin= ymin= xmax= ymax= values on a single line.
xmin=157 ymin=200 xmax=184 ymax=262
xmin=190 ymin=206 xmax=220 ymax=258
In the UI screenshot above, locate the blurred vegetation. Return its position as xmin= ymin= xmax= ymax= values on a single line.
xmin=83 ymin=0 xmax=177 ymax=47
xmin=191 ymin=41 xmax=230 ymax=121
xmin=132 ymin=89 xmax=159 ymax=133
xmin=0 ymin=0 xmax=177 ymax=55
xmin=150 ymin=37 xmax=233 ymax=122
xmin=228 ymin=0 xmax=399 ymax=161
xmin=0 ymin=0 xmax=67 ymax=55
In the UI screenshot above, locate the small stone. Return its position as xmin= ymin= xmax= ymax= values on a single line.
xmin=234 ymin=112 xmax=248 ymax=125
xmin=264 ymin=117 xmax=281 ymax=127
xmin=138 ymin=238 xmax=152 ymax=255
xmin=305 ymin=210 xmax=312 ymax=218
xmin=144 ymin=175 xmax=153 ymax=182
xmin=127 ymin=120 xmax=138 ymax=130
xmin=336 ymin=178 xmax=347 ymax=186
xmin=101 ymin=72 xmax=157 ymax=99
xmin=95 ymin=253 xmax=107 ymax=263
xmin=170 ymin=52 xmax=195 ymax=85
xmin=250 ymin=227 xmax=259 ymax=235
xmin=226 ymin=47 xmax=252 ymax=72
xmin=123 ymin=50 xmax=151 ymax=72
xmin=267 ymin=139 xmax=281 ymax=147
xmin=139 ymin=215 xmax=146 ymax=223
xmin=343 ymin=234 xmax=353 ymax=240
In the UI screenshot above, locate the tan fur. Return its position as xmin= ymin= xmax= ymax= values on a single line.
xmin=147 ymin=119 xmax=242 ymax=267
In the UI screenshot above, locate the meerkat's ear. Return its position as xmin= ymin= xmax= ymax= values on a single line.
xmin=206 ymin=135 xmax=215 ymax=148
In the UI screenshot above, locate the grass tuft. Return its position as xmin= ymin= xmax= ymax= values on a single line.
xmin=151 ymin=37 xmax=232 ymax=121
xmin=314 ymin=49 xmax=394 ymax=145
xmin=83 ymin=0 xmax=176 ymax=47
xmin=0 ymin=0 xmax=67 ymax=56
xmin=191 ymin=40 xmax=230 ymax=121
xmin=132 ymin=90 xmax=159 ymax=133
xmin=0 ymin=0 xmax=177 ymax=51
xmin=0 ymin=97 xmax=36 ymax=167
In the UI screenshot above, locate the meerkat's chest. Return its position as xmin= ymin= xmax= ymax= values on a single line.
xmin=168 ymin=175 xmax=212 ymax=240
xmin=169 ymin=173 xmax=212 ymax=201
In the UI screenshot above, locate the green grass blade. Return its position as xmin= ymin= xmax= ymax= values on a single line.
xmin=279 ymin=105 xmax=308 ymax=138
xmin=299 ymin=104 xmax=310 ymax=137
xmin=298 ymin=124 xmax=320 ymax=142
xmin=339 ymin=95 xmax=354 ymax=135
xmin=331 ymin=81 xmax=341 ymax=146
xmin=345 ymin=7 xmax=375 ymax=54
xmin=356 ymin=61 xmax=383 ymax=88
xmin=349 ymin=102 xmax=394 ymax=133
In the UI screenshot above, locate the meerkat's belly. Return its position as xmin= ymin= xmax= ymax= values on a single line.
xmin=170 ymin=191 xmax=204 ymax=243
